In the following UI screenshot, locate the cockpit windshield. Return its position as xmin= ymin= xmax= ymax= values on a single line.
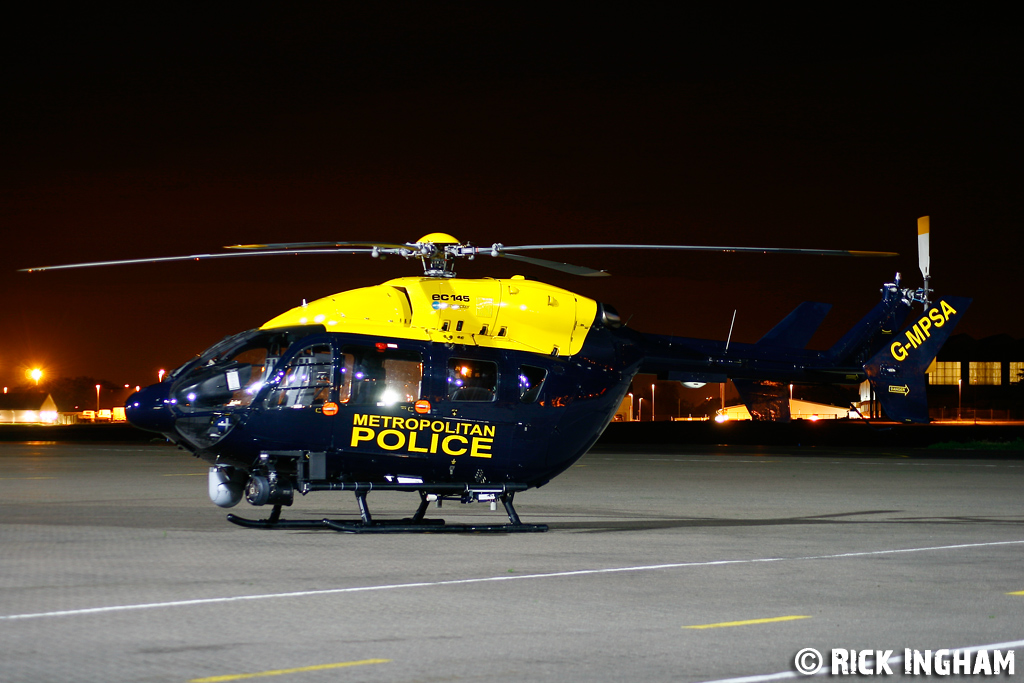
xmin=169 ymin=325 xmax=326 ymax=412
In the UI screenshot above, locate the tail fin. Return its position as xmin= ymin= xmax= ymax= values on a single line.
xmin=863 ymin=296 xmax=971 ymax=423
xmin=732 ymin=302 xmax=831 ymax=421
xmin=757 ymin=302 xmax=831 ymax=348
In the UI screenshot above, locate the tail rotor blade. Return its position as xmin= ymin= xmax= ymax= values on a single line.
xmin=917 ymin=216 xmax=930 ymax=281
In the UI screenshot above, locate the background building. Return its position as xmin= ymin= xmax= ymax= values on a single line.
xmin=927 ymin=334 xmax=1024 ymax=420
xmin=0 ymin=391 xmax=59 ymax=424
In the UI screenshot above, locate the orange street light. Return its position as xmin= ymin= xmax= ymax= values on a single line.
xmin=958 ymin=378 xmax=962 ymax=420
xmin=30 ymin=368 xmax=43 ymax=385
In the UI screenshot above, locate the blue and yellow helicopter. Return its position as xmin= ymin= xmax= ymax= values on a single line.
xmin=24 ymin=219 xmax=969 ymax=532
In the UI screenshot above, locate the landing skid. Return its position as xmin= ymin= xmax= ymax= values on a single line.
xmin=227 ymin=490 xmax=548 ymax=533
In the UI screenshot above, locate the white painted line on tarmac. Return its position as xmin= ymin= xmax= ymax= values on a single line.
xmin=2 ymin=539 xmax=1022 ymax=622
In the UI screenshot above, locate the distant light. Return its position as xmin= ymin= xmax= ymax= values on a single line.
xmin=714 ymin=414 xmax=729 ymax=423
xmin=29 ymin=368 xmax=43 ymax=385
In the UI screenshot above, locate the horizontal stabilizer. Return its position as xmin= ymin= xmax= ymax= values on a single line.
xmin=758 ymin=302 xmax=831 ymax=348
xmin=863 ymin=296 xmax=971 ymax=423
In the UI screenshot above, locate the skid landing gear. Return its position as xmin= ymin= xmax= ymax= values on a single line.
xmin=227 ymin=488 xmax=548 ymax=533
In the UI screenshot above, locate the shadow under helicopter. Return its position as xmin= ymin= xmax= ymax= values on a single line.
xmin=253 ymin=508 xmax=1024 ymax=534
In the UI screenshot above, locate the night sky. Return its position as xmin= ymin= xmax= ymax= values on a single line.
xmin=2 ymin=7 xmax=1019 ymax=389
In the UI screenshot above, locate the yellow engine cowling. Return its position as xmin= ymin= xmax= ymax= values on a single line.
xmin=261 ymin=276 xmax=598 ymax=357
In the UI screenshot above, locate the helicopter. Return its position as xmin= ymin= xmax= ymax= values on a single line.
xmin=23 ymin=218 xmax=969 ymax=533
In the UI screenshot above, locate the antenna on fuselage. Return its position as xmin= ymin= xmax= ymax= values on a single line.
xmin=724 ymin=309 xmax=737 ymax=352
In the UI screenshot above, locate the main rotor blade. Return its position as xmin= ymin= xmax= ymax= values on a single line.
xmin=497 ymin=252 xmax=610 ymax=277
xmin=19 ymin=248 xmax=375 ymax=272
xmin=497 ymin=244 xmax=900 ymax=258
xmin=227 ymin=241 xmax=414 ymax=251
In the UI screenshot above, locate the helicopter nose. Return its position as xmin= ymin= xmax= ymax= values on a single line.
xmin=125 ymin=381 xmax=176 ymax=434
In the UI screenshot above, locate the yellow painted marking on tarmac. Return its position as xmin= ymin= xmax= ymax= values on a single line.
xmin=683 ymin=615 xmax=811 ymax=629
xmin=0 ymin=476 xmax=56 ymax=480
xmin=1007 ymin=590 xmax=1024 ymax=595
xmin=189 ymin=658 xmax=390 ymax=682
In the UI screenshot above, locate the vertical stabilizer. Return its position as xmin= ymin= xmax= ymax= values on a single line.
xmin=863 ymin=296 xmax=970 ymax=422
xmin=757 ymin=302 xmax=831 ymax=348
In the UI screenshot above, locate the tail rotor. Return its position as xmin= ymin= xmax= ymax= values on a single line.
xmin=916 ymin=215 xmax=932 ymax=308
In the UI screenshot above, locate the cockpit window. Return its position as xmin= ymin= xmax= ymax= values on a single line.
xmin=267 ymin=344 xmax=333 ymax=409
xmin=169 ymin=326 xmax=325 ymax=412
xmin=448 ymin=358 xmax=498 ymax=401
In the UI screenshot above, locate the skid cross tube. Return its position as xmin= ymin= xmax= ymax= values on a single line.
xmin=226 ymin=483 xmax=547 ymax=533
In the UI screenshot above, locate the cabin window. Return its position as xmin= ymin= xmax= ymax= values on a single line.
xmin=381 ymin=357 xmax=424 ymax=404
xmin=267 ymin=344 xmax=334 ymax=409
xmin=519 ymin=365 xmax=547 ymax=403
xmin=448 ymin=358 xmax=498 ymax=401
xmin=341 ymin=346 xmax=423 ymax=405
